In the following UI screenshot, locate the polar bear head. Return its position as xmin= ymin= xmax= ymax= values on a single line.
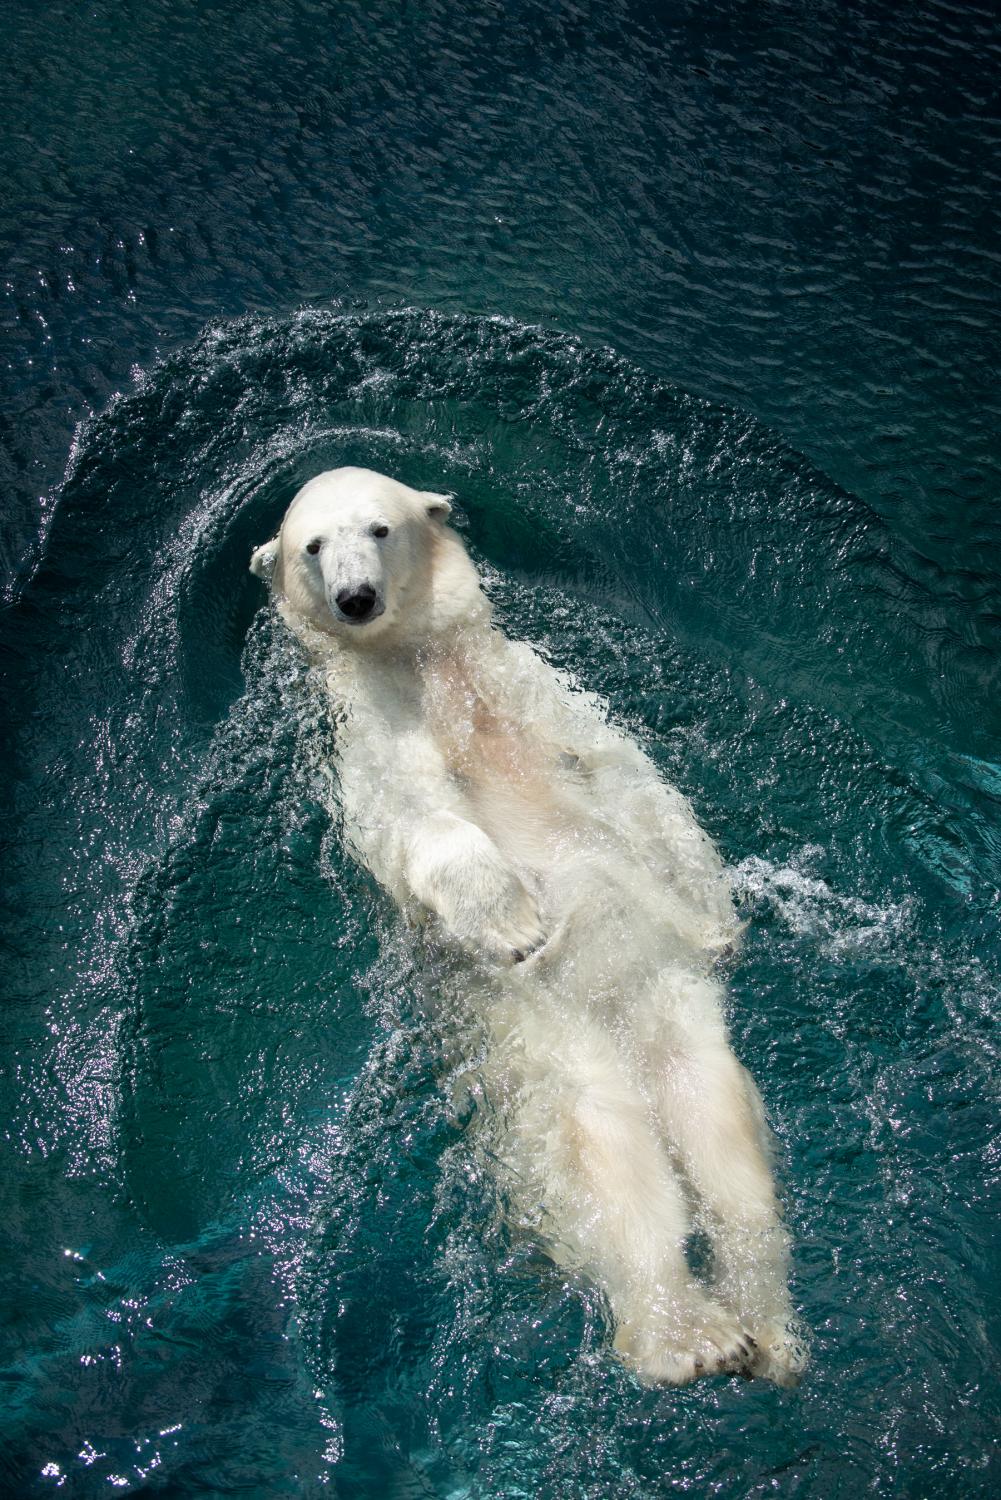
xmin=250 ymin=467 xmax=486 ymax=646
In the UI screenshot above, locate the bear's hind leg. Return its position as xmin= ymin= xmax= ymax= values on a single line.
xmin=503 ymin=1009 xmax=755 ymax=1385
xmin=642 ymin=971 xmax=807 ymax=1386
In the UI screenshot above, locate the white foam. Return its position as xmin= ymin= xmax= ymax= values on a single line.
xmin=732 ymin=848 xmax=912 ymax=958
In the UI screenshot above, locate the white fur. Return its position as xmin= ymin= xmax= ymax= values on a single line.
xmin=251 ymin=467 xmax=806 ymax=1385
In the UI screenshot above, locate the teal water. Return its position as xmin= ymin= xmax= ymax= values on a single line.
xmin=2 ymin=4 xmax=1000 ymax=1497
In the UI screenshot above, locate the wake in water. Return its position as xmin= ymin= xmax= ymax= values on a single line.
xmin=5 ymin=309 xmax=997 ymax=1494
xmin=249 ymin=466 xmax=806 ymax=1385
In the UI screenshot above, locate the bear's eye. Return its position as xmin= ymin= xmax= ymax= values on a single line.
xmin=306 ymin=540 xmax=321 ymax=556
xmin=372 ymin=524 xmax=389 ymax=539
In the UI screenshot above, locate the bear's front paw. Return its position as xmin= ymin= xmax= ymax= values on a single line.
xmin=408 ymin=816 xmax=547 ymax=965
xmin=478 ymin=886 xmax=547 ymax=966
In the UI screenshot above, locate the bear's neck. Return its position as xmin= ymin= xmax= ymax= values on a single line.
xmin=416 ymin=524 xmax=489 ymax=640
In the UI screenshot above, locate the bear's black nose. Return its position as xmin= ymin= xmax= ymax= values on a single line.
xmin=336 ymin=585 xmax=377 ymax=621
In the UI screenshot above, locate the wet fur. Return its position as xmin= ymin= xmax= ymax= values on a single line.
xmin=251 ymin=468 xmax=806 ymax=1385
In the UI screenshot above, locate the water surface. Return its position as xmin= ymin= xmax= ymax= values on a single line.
xmin=1 ymin=4 xmax=999 ymax=1496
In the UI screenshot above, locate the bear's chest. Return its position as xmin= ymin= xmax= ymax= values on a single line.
xmin=420 ymin=657 xmax=546 ymax=794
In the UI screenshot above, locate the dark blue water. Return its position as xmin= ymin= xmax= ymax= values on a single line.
xmin=2 ymin=3 xmax=999 ymax=1495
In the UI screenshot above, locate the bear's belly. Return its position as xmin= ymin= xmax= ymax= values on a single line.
xmin=424 ymin=668 xmax=655 ymax=912
xmin=449 ymin=730 xmax=571 ymax=851
xmin=447 ymin=727 xmax=625 ymax=888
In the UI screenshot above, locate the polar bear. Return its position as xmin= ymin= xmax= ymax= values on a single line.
xmin=250 ymin=467 xmax=806 ymax=1385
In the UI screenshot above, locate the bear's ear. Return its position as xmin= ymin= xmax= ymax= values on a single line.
xmin=421 ymin=491 xmax=452 ymax=522
xmin=250 ymin=536 xmax=280 ymax=579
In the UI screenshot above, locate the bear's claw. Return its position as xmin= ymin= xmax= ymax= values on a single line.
xmin=480 ymin=898 xmax=547 ymax=967
xmin=614 ymin=1300 xmax=759 ymax=1386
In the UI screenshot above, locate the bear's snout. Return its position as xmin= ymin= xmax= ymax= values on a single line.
xmin=335 ymin=584 xmax=379 ymax=622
